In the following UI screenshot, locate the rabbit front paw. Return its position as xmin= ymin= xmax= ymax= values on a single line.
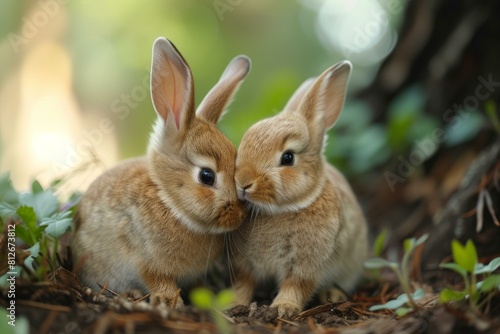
xmin=271 ymin=301 xmax=301 ymax=318
xmin=121 ymin=289 xmax=145 ymax=301
xmin=150 ymin=292 xmax=184 ymax=309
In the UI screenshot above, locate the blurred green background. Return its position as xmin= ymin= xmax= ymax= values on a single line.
xmin=3 ymin=0 xmax=481 ymax=191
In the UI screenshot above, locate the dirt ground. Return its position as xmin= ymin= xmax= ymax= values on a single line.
xmin=3 ymin=264 xmax=499 ymax=334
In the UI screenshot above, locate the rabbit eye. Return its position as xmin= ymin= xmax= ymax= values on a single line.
xmin=199 ymin=168 xmax=215 ymax=186
xmin=280 ymin=151 xmax=294 ymax=166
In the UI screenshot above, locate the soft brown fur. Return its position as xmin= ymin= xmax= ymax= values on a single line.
xmin=72 ymin=37 xmax=250 ymax=308
xmin=230 ymin=61 xmax=368 ymax=317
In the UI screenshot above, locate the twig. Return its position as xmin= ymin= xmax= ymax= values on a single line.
xmin=17 ymin=300 xmax=71 ymax=312
xmin=97 ymin=281 xmax=119 ymax=296
xmin=379 ymin=282 xmax=391 ymax=304
xmin=276 ymin=317 xmax=300 ymax=327
xmin=39 ymin=310 xmax=59 ymax=334
xmin=160 ymin=319 xmax=216 ymax=331
xmin=307 ymin=317 xmax=326 ymax=334
xmin=293 ymin=303 xmax=336 ymax=320
xmin=213 ymin=308 xmax=236 ymax=324
xmin=273 ymin=318 xmax=282 ymax=334
xmin=351 ymin=306 xmax=390 ymax=317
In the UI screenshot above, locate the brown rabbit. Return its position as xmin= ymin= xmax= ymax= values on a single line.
xmin=71 ymin=37 xmax=250 ymax=308
xmin=231 ymin=61 xmax=368 ymax=317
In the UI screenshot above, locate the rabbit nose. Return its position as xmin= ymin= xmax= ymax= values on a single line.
xmin=237 ymin=183 xmax=253 ymax=201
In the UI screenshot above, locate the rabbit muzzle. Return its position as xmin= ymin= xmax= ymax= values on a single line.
xmin=213 ymin=199 xmax=245 ymax=232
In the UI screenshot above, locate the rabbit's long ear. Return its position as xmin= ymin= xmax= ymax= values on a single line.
xmin=283 ymin=78 xmax=315 ymax=113
xmin=196 ymin=55 xmax=250 ymax=124
xmin=299 ymin=61 xmax=352 ymax=131
xmin=150 ymin=37 xmax=195 ymax=135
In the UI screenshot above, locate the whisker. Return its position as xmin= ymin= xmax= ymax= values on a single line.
xmin=249 ymin=206 xmax=258 ymax=240
xmin=225 ymin=233 xmax=236 ymax=289
xmin=204 ymin=234 xmax=216 ymax=285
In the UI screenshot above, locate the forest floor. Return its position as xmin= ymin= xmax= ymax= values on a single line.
xmin=3 ymin=262 xmax=500 ymax=334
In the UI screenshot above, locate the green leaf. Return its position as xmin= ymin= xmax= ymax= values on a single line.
xmin=369 ymin=293 xmax=409 ymax=311
xmin=440 ymin=262 xmax=467 ymax=277
xmin=364 ymin=258 xmax=398 ymax=270
xmin=349 ymin=124 xmax=391 ymax=173
xmin=0 ymin=202 xmax=17 ymax=217
xmin=403 ymin=234 xmax=428 ymax=255
xmin=414 ymin=234 xmax=429 ymax=247
xmin=486 ymin=257 xmax=500 ymax=272
xmin=19 ymin=190 xmax=58 ymax=221
xmin=478 ymin=274 xmax=500 ymax=293
xmin=50 ymin=178 xmax=63 ymax=189
xmin=0 ymin=172 xmax=19 ymax=205
xmin=335 ymin=101 xmax=371 ymax=131
xmin=395 ymin=307 xmax=413 ymax=317
xmin=16 ymin=205 xmax=40 ymax=244
xmin=464 ymin=240 xmax=478 ymax=271
xmin=387 ymin=85 xmax=425 ymax=151
xmin=412 ymin=288 xmax=425 ymax=301
xmin=451 ymin=239 xmax=477 ymax=273
xmin=409 ymin=117 xmax=440 ymax=146
xmin=474 ymin=263 xmax=485 ymax=274
xmin=485 ymin=100 xmax=500 ymax=133
xmin=61 ymin=192 xmax=82 ymax=213
xmin=215 ymin=289 xmax=235 ymax=309
xmin=444 ymin=111 xmax=484 ymax=147
xmin=40 ymin=211 xmax=73 ymax=238
xmin=31 ymin=180 xmax=44 ymax=194
xmin=475 ymin=257 xmax=500 ymax=274
xmin=16 ymin=206 xmax=37 ymax=233
xmin=0 ymin=309 xmax=16 ymax=334
xmin=373 ymin=228 xmax=388 ymax=257
xmin=14 ymin=225 xmax=33 ymax=246
xmin=0 ymin=309 xmax=29 ymax=334
xmin=0 ymin=304 xmax=30 ymax=334
xmin=439 ymin=288 xmax=466 ymax=302
xmin=403 ymin=238 xmax=415 ymax=254
xmin=190 ymin=288 xmax=214 ymax=310
xmin=24 ymin=242 xmax=40 ymax=272
xmin=387 ymin=112 xmax=415 ymax=151
xmin=15 ymin=316 xmax=30 ymax=334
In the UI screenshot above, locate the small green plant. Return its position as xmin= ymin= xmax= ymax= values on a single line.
xmin=369 ymin=228 xmax=389 ymax=280
xmin=364 ymin=234 xmax=429 ymax=316
xmin=0 ymin=308 xmax=29 ymax=334
xmin=439 ymin=239 xmax=500 ymax=312
xmin=485 ymin=100 xmax=500 ymax=134
xmin=0 ymin=172 xmax=80 ymax=283
xmin=373 ymin=228 xmax=389 ymax=258
xmin=190 ymin=287 xmax=235 ymax=334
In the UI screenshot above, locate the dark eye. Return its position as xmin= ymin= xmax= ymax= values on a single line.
xmin=280 ymin=151 xmax=294 ymax=166
xmin=199 ymin=168 xmax=215 ymax=186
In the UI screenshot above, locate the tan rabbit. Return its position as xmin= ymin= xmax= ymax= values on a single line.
xmin=71 ymin=37 xmax=250 ymax=308
xmin=231 ymin=61 xmax=368 ymax=317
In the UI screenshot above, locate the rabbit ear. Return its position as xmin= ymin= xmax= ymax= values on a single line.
xmin=283 ymin=78 xmax=315 ymax=112
xmin=150 ymin=37 xmax=195 ymax=133
xmin=299 ymin=61 xmax=352 ymax=130
xmin=196 ymin=55 xmax=251 ymax=124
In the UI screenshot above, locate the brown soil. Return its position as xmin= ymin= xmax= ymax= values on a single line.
xmin=3 ymin=267 xmax=500 ymax=334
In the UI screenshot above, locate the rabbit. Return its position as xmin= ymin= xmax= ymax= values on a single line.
xmin=230 ymin=61 xmax=368 ymax=318
xmin=71 ymin=37 xmax=250 ymax=308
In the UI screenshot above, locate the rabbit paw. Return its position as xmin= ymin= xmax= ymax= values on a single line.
xmin=122 ymin=289 xmax=144 ymax=301
xmin=318 ymin=287 xmax=348 ymax=304
xmin=272 ymin=301 xmax=301 ymax=319
xmin=150 ymin=292 xmax=184 ymax=309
